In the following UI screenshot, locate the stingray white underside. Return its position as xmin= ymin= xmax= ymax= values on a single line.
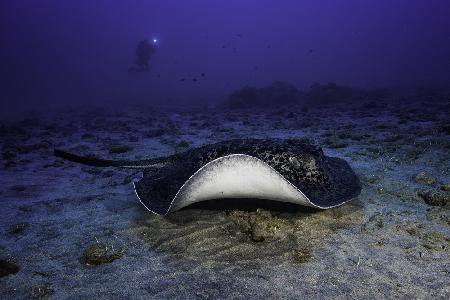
xmin=134 ymin=154 xmax=341 ymax=215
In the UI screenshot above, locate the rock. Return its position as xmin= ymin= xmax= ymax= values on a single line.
xmin=418 ymin=190 xmax=449 ymax=206
xmin=414 ymin=172 xmax=436 ymax=185
xmin=0 ymin=260 xmax=20 ymax=277
xmin=82 ymin=243 xmax=123 ymax=266
xmin=227 ymin=208 xmax=284 ymax=242
xmin=361 ymin=174 xmax=382 ymax=184
xmin=8 ymin=223 xmax=29 ymax=235
xmin=441 ymin=184 xmax=450 ymax=192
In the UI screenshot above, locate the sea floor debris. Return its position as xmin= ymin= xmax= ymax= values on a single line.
xmin=82 ymin=241 xmax=124 ymax=266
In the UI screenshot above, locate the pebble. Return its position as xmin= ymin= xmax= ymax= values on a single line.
xmin=0 ymin=260 xmax=20 ymax=277
xmin=31 ymin=286 xmax=54 ymax=298
xmin=418 ymin=190 xmax=449 ymax=206
xmin=292 ymin=248 xmax=312 ymax=264
xmin=441 ymin=184 xmax=450 ymax=192
xmin=414 ymin=172 xmax=436 ymax=185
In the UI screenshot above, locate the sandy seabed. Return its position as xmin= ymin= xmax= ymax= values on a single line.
xmin=0 ymin=100 xmax=449 ymax=299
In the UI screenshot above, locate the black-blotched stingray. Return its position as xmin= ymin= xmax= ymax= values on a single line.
xmin=54 ymin=139 xmax=361 ymax=215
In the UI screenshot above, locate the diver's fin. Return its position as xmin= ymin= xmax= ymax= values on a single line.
xmin=54 ymin=149 xmax=164 ymax=169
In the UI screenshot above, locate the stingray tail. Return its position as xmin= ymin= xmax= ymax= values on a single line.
xmin=54 ymin=149 xmax=164 ymax=169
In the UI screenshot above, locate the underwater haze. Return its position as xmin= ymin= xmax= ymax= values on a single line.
xmin=2 ymin=0 xmax=450 ymax=112
xmin=1 ymin=1 xmax=450 ymax=299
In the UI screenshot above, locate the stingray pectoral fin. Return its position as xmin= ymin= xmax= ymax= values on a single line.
xmin=133 ymin=180 xmax=173 ymax=215
xmin=133 ymin=154 xmax=334 ymax=216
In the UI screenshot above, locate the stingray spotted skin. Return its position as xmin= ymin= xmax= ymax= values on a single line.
xmin=132 ymin=139 xmax=361 ymax=215
xmin=55 ymin=139 xmax=361 ymax=215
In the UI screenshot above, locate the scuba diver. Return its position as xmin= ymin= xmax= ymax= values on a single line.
xmin=129 ymin=39 xmax=156 ymax=72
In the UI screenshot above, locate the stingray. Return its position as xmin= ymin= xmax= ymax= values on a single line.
xmin=54 ymin=138 xmax=361 ymax=215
